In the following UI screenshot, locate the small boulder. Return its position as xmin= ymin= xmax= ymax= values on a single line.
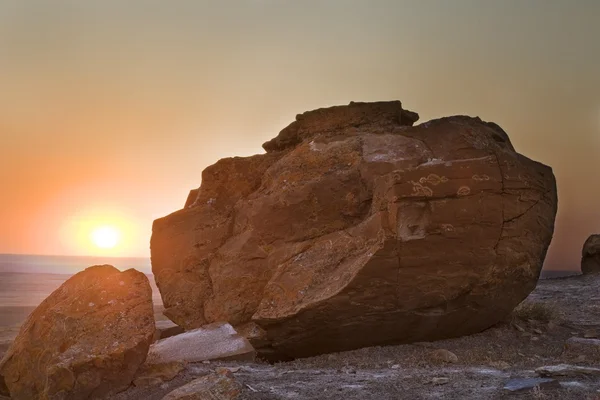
xmin=161 ymin=369 xmax=241 ymax=400
xmin=583 ymin=329 xmax=599 ymax=338
xmin=0 ymin=265 xmax=155 ymax=400
xmin=581 ymin=234 xmax=600 ymax=274
xmin=154 ymin=320 xmax=185 ymax=342
xmin=564 ymin=337 xmax=600 ymax=359
xmin=147 ymin=322 xmax=255 ymax=365
xmin=429 ymin=349 xmax=458 ymax=363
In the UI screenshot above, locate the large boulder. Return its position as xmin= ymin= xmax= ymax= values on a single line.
xmin=581 ymin=235 xmax=600 ymax=274
xmin=151 ymin=101 xmax=558 ymax=360
xmin=0 ymin=265 xmax=155 ymax=399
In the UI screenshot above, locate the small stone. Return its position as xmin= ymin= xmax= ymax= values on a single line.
xmin=583 ymin=329 xmax=599 ymax=339
xmin=536 ymin=364 xmax=600 ymax=378
xmin=221 ymin=366 xmax=241 ymax=373
xmin=246 ymin=384 xmax=258 ymax=393
xmin=531 ymin=336 xmax=539 ymax=341
xmin=489 ymin=361 xmax=511 ymax=370
xmin=391 ymin=364 xmax=401 ymax=369
xmin=162 ymin=369 xmax=242 ymax=400
xmin=513 ymin=323 xmax=525 ymax=332
xmin=533 ymin=328 xmax=543 ymax=335
xmin=133 ymin=361 xmax=186 ymax=387
xmin=564 ymin=337 xmax=600 ymax=357
xmin=431 ymin=377 xmax=449 ymax=385
xmin=503 ymin=378 xmax=559 ymax=392
xmin=203 ymin=361 xmax=211 ymax=364
xmin=430 ymin=349 xmax=458 ymax=363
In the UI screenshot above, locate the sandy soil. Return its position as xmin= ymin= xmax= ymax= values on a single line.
xmin=113 ymin=273 xmax=600 ymax=400
xmin=2 ymin=274 xmax=600 ymax=399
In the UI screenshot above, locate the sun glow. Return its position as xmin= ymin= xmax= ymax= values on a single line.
xmin=91 ymin=226 xmax=120 ymax=249
xmin=58 ymin=203 xmax=145 ymax=256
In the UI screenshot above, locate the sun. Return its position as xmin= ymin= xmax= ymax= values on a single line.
xmin=91 ymin=226 xmax=121 ymax=249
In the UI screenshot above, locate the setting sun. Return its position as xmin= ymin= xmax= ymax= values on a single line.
xmin=57 ymin=203 xmax=146 ymax=257
xmin=91 ymin=226 xmax=121 ymax=249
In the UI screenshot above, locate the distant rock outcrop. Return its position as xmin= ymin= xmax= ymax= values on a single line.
xmin=151 ymin=100 xmax=558 ymax=360
xmin=0 ymin=265 xmax=155 ymax=399
xmin=581 ymin=235 xmax=600 ymax=274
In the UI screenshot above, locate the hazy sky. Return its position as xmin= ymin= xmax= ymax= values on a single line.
xmin=0 ymin=1 xmax=598 ymax=270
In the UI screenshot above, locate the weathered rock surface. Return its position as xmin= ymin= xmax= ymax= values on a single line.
xmin=262 ymin=100 xmax=419 ymax=152
xmin=146 ymin=323 xmax=255 ymax=365
xmin=564 ymin=337 xmax=600 ymax=358
xmin=581 ymin=234 xmax=600 ymax=274
xmin=0 ymin=265 xmax=155 ymax=400
xmin=0 ymin=376 xmax=7 ymax=397
xmin=161 ymin=369 xmax=241 ymax=400
xmin=536 ymin=364 xmax=600 ymax=378
xmin=151 ymin=100 xmax=558 ymax=359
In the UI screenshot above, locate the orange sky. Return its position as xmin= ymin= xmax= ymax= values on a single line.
xmin=0 ymin=1 xmax=599 ymax=270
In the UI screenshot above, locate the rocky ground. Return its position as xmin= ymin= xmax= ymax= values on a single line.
xmin=2 ymin=273 xmax=599 ymax=400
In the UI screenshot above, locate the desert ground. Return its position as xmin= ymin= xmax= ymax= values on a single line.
xmin=3 ymin=273 xmax=596 ymax=400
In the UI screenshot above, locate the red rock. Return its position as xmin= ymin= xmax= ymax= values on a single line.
xmin=151 ymin=101 xmax=558 ymax=360
xmin=581 ymin=234 xmax=600 ymax=274
xmin=0 ymin=265 xmax=155 ymax=399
